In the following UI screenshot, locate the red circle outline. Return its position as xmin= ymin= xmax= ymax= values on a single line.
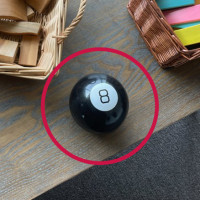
xmin=41 ymin=47 xmax=159 ymax=165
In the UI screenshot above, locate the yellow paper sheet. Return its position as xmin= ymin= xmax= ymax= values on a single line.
xmin=174 ymin=24 xmax=200 ymax=46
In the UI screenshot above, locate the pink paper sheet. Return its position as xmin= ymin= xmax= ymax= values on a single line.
xmin=163 ymin=5 xmax=200 ymax=25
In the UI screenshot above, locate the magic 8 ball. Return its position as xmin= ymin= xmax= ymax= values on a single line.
xmin=69 ymin=74 xmax=129 ymax=133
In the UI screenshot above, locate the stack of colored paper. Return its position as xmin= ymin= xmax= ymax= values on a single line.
xmin=156 ymin=0 xmax=200 ymax=47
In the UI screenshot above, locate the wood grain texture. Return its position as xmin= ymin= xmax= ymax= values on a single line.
xmin=0 ymin=21 xmax=41 ymax=35
xmin=19 ymin=35 xmax=40 ymax=66
xmin=0 ymin=0 xmax=27 ymax=21
xmin=0 ymin=38 xmax=18 ymax=63
xmin=0 ymin=0 xmax=200 ymax=199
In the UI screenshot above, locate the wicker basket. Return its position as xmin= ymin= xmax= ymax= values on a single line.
xmin=0 ymin=0 xmax=86 ymax=80
xmin=127 ymin=0 xmax=200 ymax=68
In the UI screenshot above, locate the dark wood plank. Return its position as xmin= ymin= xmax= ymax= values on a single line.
xmin=0 ymin=0 xmax=200 ymax=199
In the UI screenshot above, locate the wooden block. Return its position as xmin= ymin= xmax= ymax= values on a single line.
xmin=163 ymin=5 xmax=200 ymax=25
xmin=156 ymin=0 xmax=195 ymax=10
xmin=19 ymin=35 xmax=40 ymax=66
xmin=172 ymin=21 xmax=200 ymax=29
xmin=0 ymin=0 xmax=27 ymax=21
xmin=174 ymin=24 xmax=200 ymax=46
xmin=195 ymin=0 xmax=200 ymax=4
xmin=26 ymin=0 xmax=51 ymax=13
xmin=0 ymin=38 xmax=18 ymax=63
xmin=0 ymin=21 xmax=41 ymax=35
xmin=27 ymin=6 xmax=35 ymax=19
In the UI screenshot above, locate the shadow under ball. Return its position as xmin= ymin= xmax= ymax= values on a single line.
xmin=69 ymin=74 xmax=129 ymax=133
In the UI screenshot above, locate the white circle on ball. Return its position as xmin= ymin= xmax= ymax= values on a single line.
xmin=90 ymin=83 xmax=118 ymax=112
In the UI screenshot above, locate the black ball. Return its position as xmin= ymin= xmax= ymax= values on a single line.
xmin=69 ymin=74 xmax=129 ymax=133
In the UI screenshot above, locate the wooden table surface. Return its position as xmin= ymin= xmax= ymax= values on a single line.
xmin=0 ymin=0 xmax=200 ymax=199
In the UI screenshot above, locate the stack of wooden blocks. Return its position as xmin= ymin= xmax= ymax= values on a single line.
xmin=0 ymin=0 xmax=51 ymax=67
xmin=156 ymin=0 xmax=200 ymax=47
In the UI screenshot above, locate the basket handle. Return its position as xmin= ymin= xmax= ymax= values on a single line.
xmin=55 ymin=0 xmax=86 ymax=44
